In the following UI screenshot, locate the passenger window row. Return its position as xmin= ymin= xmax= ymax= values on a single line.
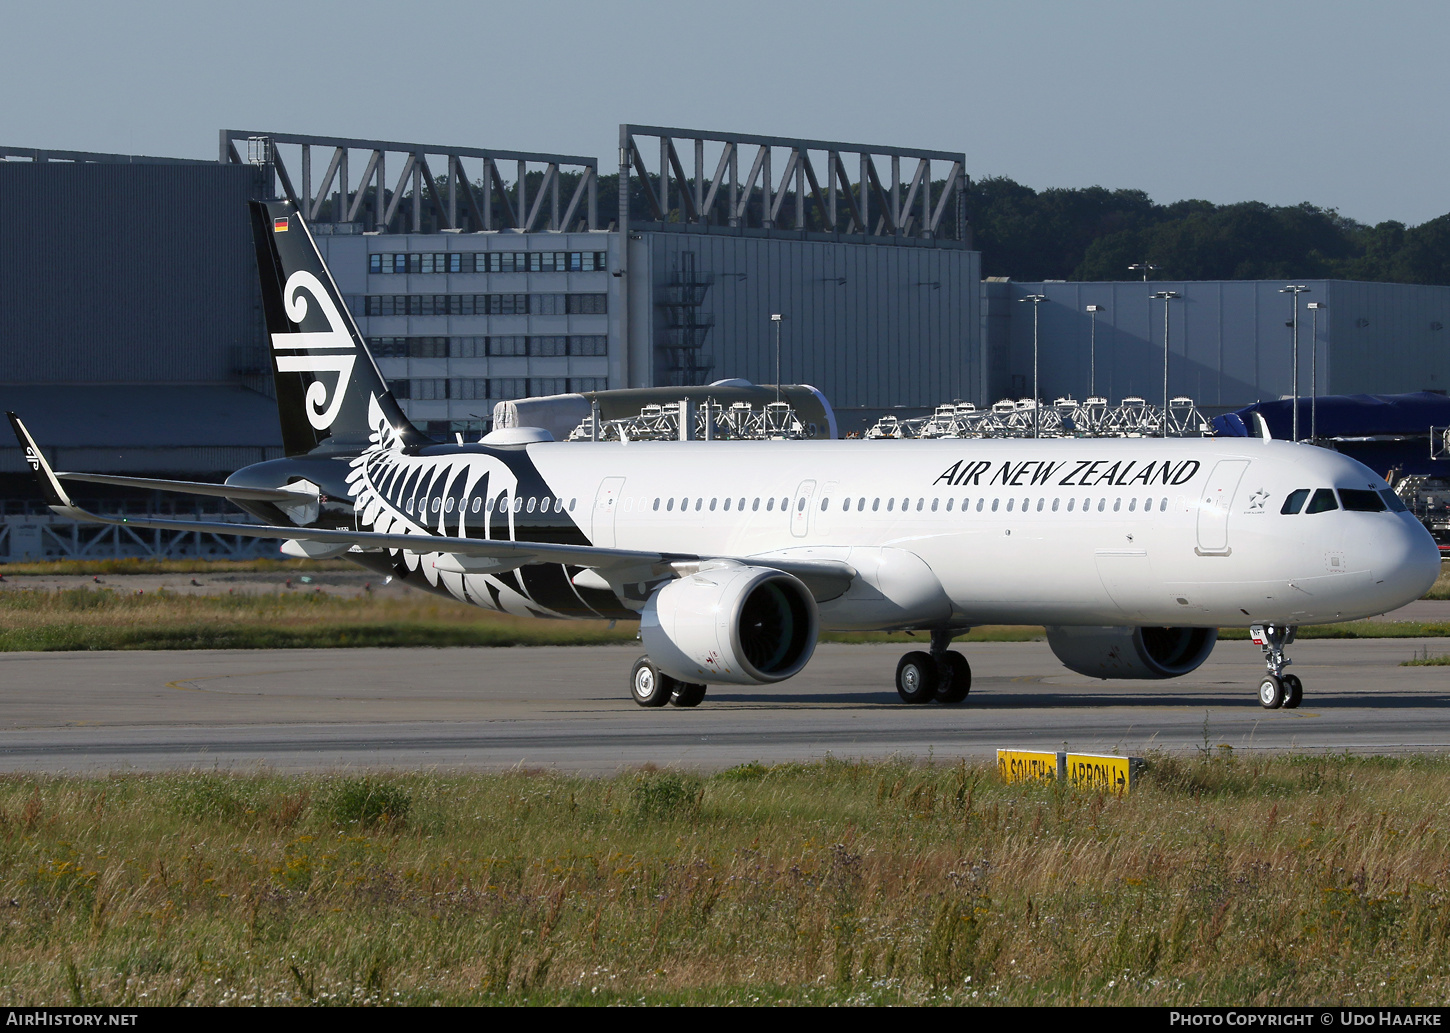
xmin=616 ymin=495 xmax=1173 ymax=516
xmin=1280 ymin=488 xmax=1404 ymax=515
xmin=834 ymin=496 xmax=1171 ymax=514
xmin=407 ymin=495 xmax=578 ymax=516
xmin=633 ymin=497 xmax=791 ymax=513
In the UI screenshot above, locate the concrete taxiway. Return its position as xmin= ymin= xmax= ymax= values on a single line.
xmin=1 ymin=638 xmax=1447 ymax=772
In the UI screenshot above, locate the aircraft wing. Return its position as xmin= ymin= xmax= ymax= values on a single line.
xmin=8 ymin=412 xmax=855 ymax=597
xmin=54 ymin=472 xmax=318 ymax=504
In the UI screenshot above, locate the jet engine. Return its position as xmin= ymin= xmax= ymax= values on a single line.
xmin=1045 ymin=625 xmax=1218 ymax=680
xmin=642 ymin=565 xmax=818 ymax=685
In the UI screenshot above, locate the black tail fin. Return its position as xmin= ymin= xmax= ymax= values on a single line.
xmin=250 ymin=200 xmax=430 ymax=456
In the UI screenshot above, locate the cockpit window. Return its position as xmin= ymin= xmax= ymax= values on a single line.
xmin=1281 ymin=489 xmax=1310 ymax=515
xmin=1379 ymin=489 xmax=1409 ymax=513
xmin=1304 ymin=488 xmax=1339 ymax=514
xmin=1339 ymin=489 xmax=1387 ymax=512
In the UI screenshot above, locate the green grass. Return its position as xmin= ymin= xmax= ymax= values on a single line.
xmin=1424 ymin=563 xmax=1450 ymax=600
xmin=1401 ymin=644 xmax=1450 ymax=666
xmin=0 ymin=586 xmax=638 ymax=651
xmin=0 ymin=557 xmax=354 ymax=576
xmin=0 ymin=584 xmax=1446 ymax=651
xmin=4 ymin=756 xmax=1450 ymax=1005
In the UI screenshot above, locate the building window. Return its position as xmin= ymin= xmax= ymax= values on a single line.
xmin=532 ymin=335 xmax=568 ymax=357
xmin=488 ymin=336 xmax=528 ymax=357
xmin=532 ymin=377 xmax=567 ymax=396
xmin=370 ymin=251 xmax=607 ymax=275
xmin=409 ymin=336 xmax=448 ymax=358
xmin=490 ymin=378 xmax=529 ymax=400
xmin=451 ymin=336 xmax=487 ymax=358
xmin=569 ymin=378 xmax=607 ymax=393
xmin=569 ymin=335 xmax=608 ymax=356
xmin=533 ymin=293 xmax=566 ymax=316
xmin=567 ymin=294 xmax=608 ymax=315
xmin=412 ymin=378 xmax=449 ymax=400
xmin=451 ymin=378 xmax=490 ymax=400
xmin=368 ymin=337 xmax=408 ymax=357
xmin=388 ymin=379 xmax=410 ymax=398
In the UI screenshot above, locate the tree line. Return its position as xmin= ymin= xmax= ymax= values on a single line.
xmin=963 ymin=176 xmax=1450 ymax=285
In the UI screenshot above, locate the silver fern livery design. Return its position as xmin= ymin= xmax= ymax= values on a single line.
xmin=7 ymin=199 xmax=1440 ymax=712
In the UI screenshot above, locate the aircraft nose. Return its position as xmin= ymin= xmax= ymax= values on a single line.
xmin=1378 ymin=516 xmax=1442 ymax=606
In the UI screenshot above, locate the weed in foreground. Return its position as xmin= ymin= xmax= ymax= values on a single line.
xmin=3 ymin=757 xmax=1450 ymax=1005
xmin=322 ymin=777 xmax=411 ymax=829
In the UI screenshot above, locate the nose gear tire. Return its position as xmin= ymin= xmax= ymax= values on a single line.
xmin=1258 ymin=675 xmax=1285 ymax=710
xmin=1282 ymin=674 xmax=1303 ymax=709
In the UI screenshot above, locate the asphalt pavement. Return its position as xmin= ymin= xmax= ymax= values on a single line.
xmin=1 ymin=637 xmax=1446 ymax=773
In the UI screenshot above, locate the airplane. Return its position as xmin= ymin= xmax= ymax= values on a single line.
xmin=8 ymin=200 xmax=1442 ymax=711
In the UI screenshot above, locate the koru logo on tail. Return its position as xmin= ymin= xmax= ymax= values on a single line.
xmin=24 ymin=446 xmax=40 ymax=471
xmin=271 ymin=270 xmax=356 ymax=430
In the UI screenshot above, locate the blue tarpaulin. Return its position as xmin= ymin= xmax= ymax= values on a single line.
xmin=1211 ymin=392 xmax=1450 ymax=477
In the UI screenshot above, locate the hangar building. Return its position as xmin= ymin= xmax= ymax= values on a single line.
xmin=982 ymin=278 xmax=1450 ymax=409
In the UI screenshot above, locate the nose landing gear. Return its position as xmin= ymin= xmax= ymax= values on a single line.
xmin=1251 ymin=624 xmax=1303 ymax=710
xmin=894 ymin=630 xmax=973 ymax=705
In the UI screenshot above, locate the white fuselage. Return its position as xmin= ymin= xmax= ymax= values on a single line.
xmin=524 ymin=436 xmax=1439 ymax=630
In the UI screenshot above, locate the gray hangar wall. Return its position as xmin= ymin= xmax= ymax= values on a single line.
xmin=0 ymin=162 xmax=264 ymax=383
xmin=987 ymin=279 xmax=1450 ymax=408
xmin=0 ymin=161 xmax=282 ymax=476
xmin=630 ymin=233 xmax=981 ymax=408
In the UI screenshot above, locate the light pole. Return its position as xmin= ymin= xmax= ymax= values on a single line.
xmin=1085 ymin=304 xmax=1105 ymax=399
xmin=1129 ymin=262 xmax=1159 ymax=282
xmin=1306 ymin=301 xmax=1325 ymax=443
xmin=1020 ymin=294 xmax=1048 ymax=437
xmin=1150 ymin=290 xmax=1180 ymax=437
xmin=770 ymin=313 xmax=783 ymax=404
xmin=1279 ymin=285 xmax=1311 ymax=441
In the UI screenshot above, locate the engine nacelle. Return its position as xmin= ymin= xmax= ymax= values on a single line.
xmin=642 ymin=565 xmax=818 ymax=685
xmin=1046 ymin=625 xmax=1218 ymax=680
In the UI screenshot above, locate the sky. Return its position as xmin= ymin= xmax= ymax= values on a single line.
xmin=2 ymin=0 xmax=1446 ymax=227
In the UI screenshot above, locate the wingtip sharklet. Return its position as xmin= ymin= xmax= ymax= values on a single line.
xmin=6 ymin=411 xmax=82 ymax=516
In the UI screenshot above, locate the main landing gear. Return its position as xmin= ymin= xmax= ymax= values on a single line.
xmin=630 ymin=656 xmax=707 ymax=709
xmin=1251 ymin=624 xmax=1303 ymax=710
xmin=895 ymin=630 xmax=973 ymax=705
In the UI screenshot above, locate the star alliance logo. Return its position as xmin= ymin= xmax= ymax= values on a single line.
xmin=1248 ymin=488 xmax=1270 ymax=511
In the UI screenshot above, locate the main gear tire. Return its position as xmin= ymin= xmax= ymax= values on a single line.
xmin=896 ymin=651 xmax=939 ymax=704
xmin=935 ymin=651 xmax=972 ymax=704
xmin=631 ymin=656 xmax=675 ymax=708
xmin=670 ymin=682 xmax=708 ymax=708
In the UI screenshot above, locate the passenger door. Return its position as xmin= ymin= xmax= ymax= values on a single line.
xmin=592 ymin=476 xmax=625 ymax=547
xmin=1196 ymin=460 xmax=1249 ymax=554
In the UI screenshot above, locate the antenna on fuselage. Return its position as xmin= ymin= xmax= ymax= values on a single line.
xmin=1250 ymin=412 xmax=1273 ymax=441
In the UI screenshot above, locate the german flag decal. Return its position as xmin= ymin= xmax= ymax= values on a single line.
xmin=273 ymin=217 xmax=289 ymax=232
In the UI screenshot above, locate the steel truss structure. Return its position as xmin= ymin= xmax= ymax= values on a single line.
xmin=619 ymin=124 xmax=968 ymax=243
xmin=568 ymin=401 xmax=813 ymax=442
xmin=1432 ymin=426 xmax=1450 ymax=462
xmin=866 ymin=397 xmax=1215 ymax=439
xmin=222 ymin=131 xmax=599 ymax=234
xmin=2 ymin=514 xmax=281 ymax=563
xmin=0 ymin=146 xmax=211 ymax=165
